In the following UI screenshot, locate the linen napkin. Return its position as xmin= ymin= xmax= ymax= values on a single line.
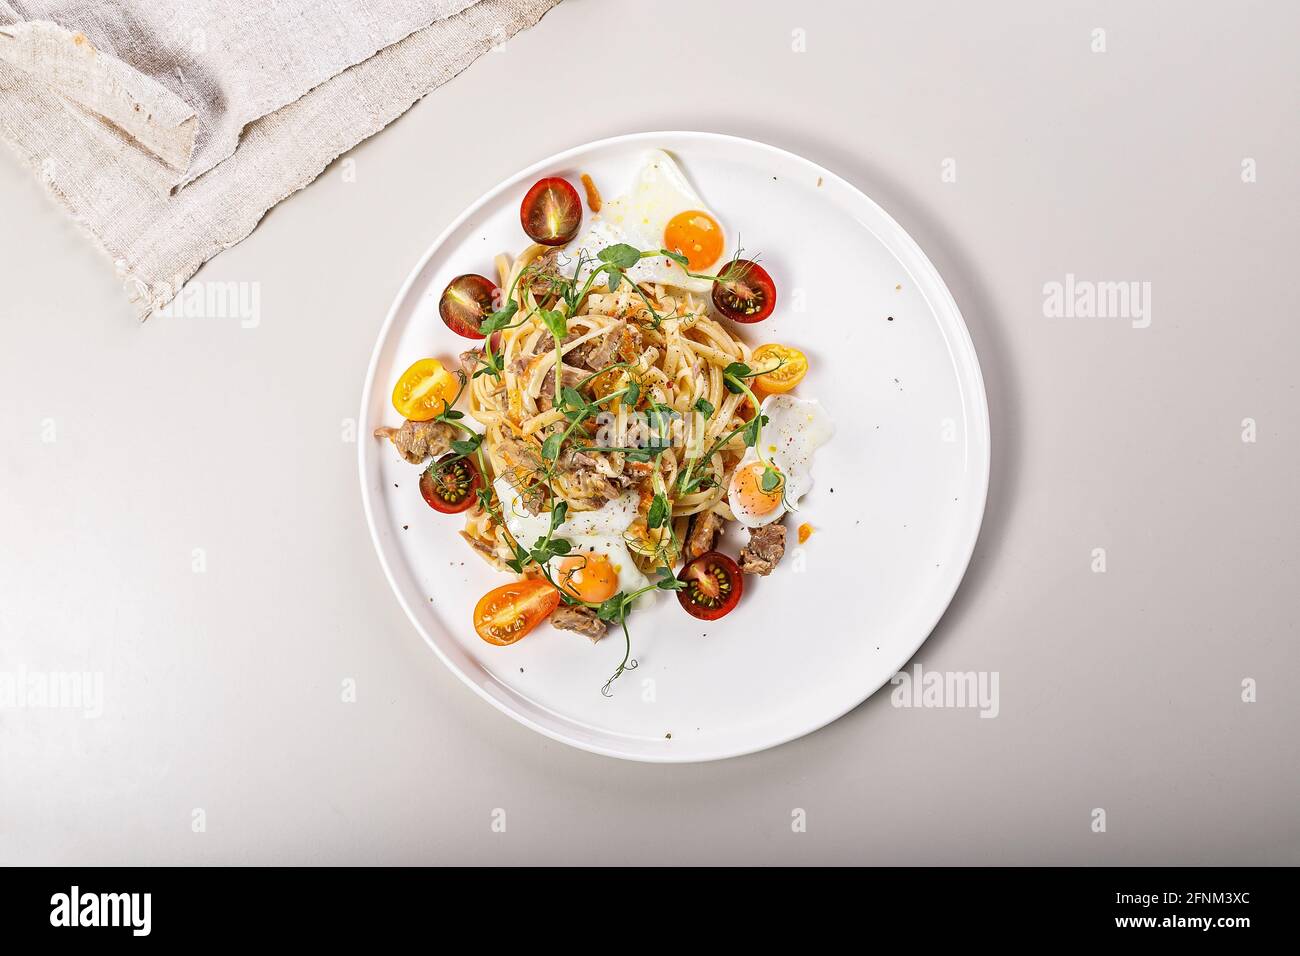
xmin=0 ymin=0 xmax=561 ymax=318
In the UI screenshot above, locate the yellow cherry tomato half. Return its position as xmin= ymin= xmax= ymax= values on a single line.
xmin=751 ymin=343 xmax=808 ymax=395
xmin=392 ymin=358 xmax=458 ymax=421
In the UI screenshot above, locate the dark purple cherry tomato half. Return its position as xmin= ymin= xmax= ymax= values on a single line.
xmin=676 ymin=550 xmax=744 ymax=621
xmin=711 ymin=259 xmax=777 ymax=323
xmin=419 ymin=454 xmax=483 ymax=514
xmin=520 ymin=177 xmax=582 ymax=246
xmin=439 ymin=274 xmax=498 ymax=339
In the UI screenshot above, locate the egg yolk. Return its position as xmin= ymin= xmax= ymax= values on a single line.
xmin=733 ymin=462 xmax=783 ymax=517
xmin=557 ymin=554 xmax=619 ymax=603
xmin=663 ymin=210 xmax=724 ymax=271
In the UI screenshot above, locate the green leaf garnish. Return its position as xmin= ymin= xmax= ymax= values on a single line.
xmin=656 ymin=568 xmax=686 ymax=591
xmin=595 ymin=595 xmax=626 ymax=622
xmin=598 ymin=243 xmax=641 ymax=270
xmin=539 ymin=308 xmax=568 ymax=344
xmin=472 ymin=350 xmax=504 ymax=381
xmin=647 ymin=493 xmax=668 ymax=530
xmin=479 ymin=299 xmax=518 ymax=335
xmin=450 ymin=435 xmax=482 ymax=456
xmin=560 ymin=386 xmax=586 ymax=411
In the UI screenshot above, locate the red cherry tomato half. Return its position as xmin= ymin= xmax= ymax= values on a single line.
xmin=439 ymin=274 xmax=497 ymax=339
xmin=419 ymin=454 xmax=483 ymax=514
xmin=676 ymin=551 xmax=744 ymax=621
xmin=520 ymin=177 xmax=582 ymax=246
xmin=711 ymin=259 xmax=777 ymax=323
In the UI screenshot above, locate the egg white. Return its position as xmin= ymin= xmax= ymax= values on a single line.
xmin=561 ymin=149 xmax=725 ymax=294
xmin=494 ymin=477 xmax=655 ymax=604
xmin=727 ymin=395 xmax=834 ymax=528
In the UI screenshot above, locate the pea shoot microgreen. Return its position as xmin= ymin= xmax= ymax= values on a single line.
xmin=659 ymin=246 xmax=756 ymax=287
xmin=647 ymin=492 xmax=669 ymax=530
xmin=595 ymin=570 xmax=686 ymax=696
xmin=759 ymin=466 xmax=784 ymax=494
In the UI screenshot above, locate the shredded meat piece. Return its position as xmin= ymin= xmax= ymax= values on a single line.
xmin=458 ymin=348 xmax=482 ymax=379
xmin=563 ymin=447 xmax=631 ymax=482
xmin=459 ymin=530 xmax=507 ymax=571
xmin=525 ymin=250 xmax=563 ymax=298
xmin=739 ymin=523 xmax=787 ymax=576
xmin=374 ymin=419 xmax=455 ymax=465
xmin=493 ymin=437 xmax=550 ymax=513
xmin=549 ymin=604 xmax=607 ymax=641
xmin=496 ymin=434 xmax=541 ymax=471
xmin=562 ymin=448 xmax=601 ymax=471
xmin=517 ymin=488 xmax=549 ymax=516
xmin=554 ymin=463 xmax=622 ymax=505
xmin=552 ymin=446 xmax=635 ymax=504
xmin=537 ymin=364 xmax=586 ymax=411
xmin=685 ymin=511 xmax=724 ymax=560
xmin=565 ymin=340 xmax=591 ymax=368
xmin=542 ymin=328 xmax=594 ymax=370
xmin=583 ymin=321 xmax=643 ymax=371
xmin=512 ymin=327 xmax=590 ymax=378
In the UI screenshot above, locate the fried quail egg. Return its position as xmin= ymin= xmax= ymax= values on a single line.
xmin=495 ymin=477 xmax=655 ymax=606
xmin=562 ymin=149 xmax=726 ymax=294
xmin=727 ymin=395 xmax=834 ymax=528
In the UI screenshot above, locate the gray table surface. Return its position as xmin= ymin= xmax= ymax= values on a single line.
xmin=2 ymin=0 xmax=1296 ymax=865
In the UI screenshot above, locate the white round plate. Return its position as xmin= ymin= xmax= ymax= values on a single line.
xmin=359 ymin=132 xmax=989 ymax=762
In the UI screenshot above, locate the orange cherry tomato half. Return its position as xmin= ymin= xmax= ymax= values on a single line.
xmin=473 ymin=580 xmax=561 ymax=646
xmin=439 ymin=274 xmax=497 ymax=339
xmin=419 ymin=454 xmax=483 ymax=514
xmin=520 ymin=177 xmax=582 ymax=246
xmin=712 ymin=259 xmax=776 ymax=323
xmin=663 ymin=209 xmax=724 ymax=271
xmin=751 ymin=343 xmax=808 ymax=394
xmin=392 ymin=358 xmax=458 ymax=421
xmin=676 ymin=551 xmax=744 ymax=621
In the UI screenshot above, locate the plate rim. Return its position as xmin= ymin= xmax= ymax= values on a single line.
xmin=357 ymin=130 xmax=991 ymax=763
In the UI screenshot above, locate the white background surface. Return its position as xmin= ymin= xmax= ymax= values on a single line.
xmin=2 ymin=0 xmax=1297 ymax=864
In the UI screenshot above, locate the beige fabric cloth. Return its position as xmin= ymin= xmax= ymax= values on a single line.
xmin=0 ymin=0 xmax=560 ymax=318
xmin=0 ymin=0 xmax=483 ymax=192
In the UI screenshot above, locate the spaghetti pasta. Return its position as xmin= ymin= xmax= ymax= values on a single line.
xmin=463 ymin=245 xmax=757 ymax=577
